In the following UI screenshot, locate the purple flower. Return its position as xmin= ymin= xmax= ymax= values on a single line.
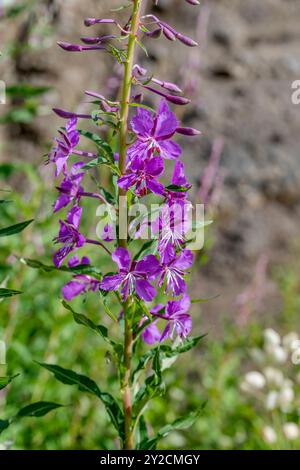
xmin=151 ymin=202 xmax=193 ymax=257
xmin=62 ymin=275 xmax=100 ymax=301
xmin=127 ymin=100 xmax=181 ymax=162
xmin=49 ymin=118 xmax=80 ymax=176
xmin=68 ymin=254 xmax=90 ymax=268
xmin=160 ymin=295 xmax=192 ymax=341
xmin=156 ymin=244 xmax=194 ymax=296
xmin=141 ymin=317 xmax=161 ymax=345
xmin=118 ymin=156 xmax=165 ymax=197
xmin=100 ymin=247 xmax=159 ymax=301
xmin=53 ymin=206 xmax=85 ymax=268
xmin=54 ymin=162 xmax=85 ymax=212
xmin=142 ymin=295 xmax=192 ymax=343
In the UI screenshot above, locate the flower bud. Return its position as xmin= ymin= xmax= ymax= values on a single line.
xmin=80 ymin=35 xmax=116 ymax=44
xmin=185 ymin=0 xmax=200 ymax=4
xmin=176 ymin=127 xmax=201 ymax=136
xmin=145 ymin=28 xmax=162 ymax=39
xmin=57 ymin=42 xmax=105 ymax=52
xmin=84 ymin=18 xmax=115 ymax=27
xmin=152 ymin=78 xmax=182 ymax=93
xmin=162 ymin=27 xmax=176 ymax=41
xmin=52 ymin=108 xmax=91 ymax=120
xmin=175 ymin=32 xmax=198 ymax=47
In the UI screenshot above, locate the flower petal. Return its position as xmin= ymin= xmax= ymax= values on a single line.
xmin=62 ymin=280 xmax=86 ymax=301
xmin=100 ymin=273 xmax=124 ymax=291
xmin=147 ymin=178 xmax=165 ymax=196
xmin=131 ymin=107 xmax=154 ymax=137
xmin=112 ymin=247 xmax=131 ymax=271
xmin=135 ymin=279 xmax=157 ymax=301
xmin=154 ymin=100 xmax=179 ymax=139
xmin=142 ymin=321 xmax=161 ymax=345
xmin=171 ymin=160 xmax=188 ymax=186
xmin=159 ymin=139 xmax=182 ymax=160
xmin=173 ymin=249 xmax=194 ymax=270
xmin=145 ymin=156 xmax=164 ymax=177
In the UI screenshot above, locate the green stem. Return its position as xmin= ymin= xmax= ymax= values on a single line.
xmin=118 ymin=0 xmax=142 ymax=450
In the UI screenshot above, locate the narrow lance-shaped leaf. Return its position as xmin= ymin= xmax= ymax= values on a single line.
xmin=79 ymin=130 xmax=114 ymax=161
xmin=0 ymin=288 xmax=22 ymax=298
xmin=17 ymin=402 xmax=64 ymax=418
xmin=37 ymin=362 xmax=124 ymax=440
xmin=20 ymin=258 xmax=101 ymax=276
xmin=0 ymin=374 xmax=19 ymax=391
xmin=0 ymin=219 xmax=33 ymax=237
xmin=138 ymin=404 xmax=206 ymax=450
xmin=62 ymin=301 xmax=121 ymax=355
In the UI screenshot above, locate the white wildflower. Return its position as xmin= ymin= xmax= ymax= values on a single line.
xmin=262 ymin=426 xmax=277 ymax=444
xmin=282 ymin=422 xmax=300 ymax=441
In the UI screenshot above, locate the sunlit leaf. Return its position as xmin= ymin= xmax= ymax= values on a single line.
xmin=37 ymin=362 xmax=124 ymax=439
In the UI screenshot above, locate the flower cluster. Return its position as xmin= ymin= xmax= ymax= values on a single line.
xmin=47 ymin=2 xmax=201 ymax=346
xmin=240 ymin=328 xmax=300 ymax=445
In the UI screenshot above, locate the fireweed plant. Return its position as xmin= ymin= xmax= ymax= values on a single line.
xmin=42 ymin=0 xmax=206 ymax=450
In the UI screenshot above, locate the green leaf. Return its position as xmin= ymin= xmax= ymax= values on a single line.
xmin=133 ymin=239 xmax=158 ymax=261
xmin=108 ymin=44 xmax=127 ymax=64
xmin=0 ymin=374 xmax=19 ymax=391
xmin=138 ymin=415 xmax=149 ymax=444
xmin=82 ymin=156 xmax=108 ymax=170
xmin=133 ymin=349 xmax=164 ymax=418
xmin=165 ymin=184 xmax=192 ymax=193
xmin=37 ymin=362 xmax=124 ymax=439
xmin=191 ymin=295 xmax=220 ymax=303
xmin=21 ymin=258 xmax=101 ymax=276
xmin=0 ymin=200 xmax=12 ymax=205
xmin=37 ymin=362 xmax=101 ymax=396
xmin=0 ymin=219 xmax=33 ymax=237
xmin=139 ymin=405 xmax=206 ymax=450
xmin=99 ymin=293 xmax=118 ymax=323
xmin=79 ymin=130 xmax=114 ymax=161
xmin=136 ymin=40 xmax=148 ymax=57
xmin=0 ymin=419 xmax=10 ymax=436
xmin=6 ymin=84 xmax=51 ymax=98
xmin=17 ymin=402 xmax=63 ymax=418
xmin=128 ymin=103 xmax=155 ymax=113
xmin=162 ymin=335 xmax=206 ymax=357
xmin=82 ymin=157 xmax=120 ymax=176
xmin=62 ymin=301 xmax=119 ymax=350
xmin=132 ymin=336 xmax=205 ymax=382
xmin=0 ymin=288 xmax=22 ymax=298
